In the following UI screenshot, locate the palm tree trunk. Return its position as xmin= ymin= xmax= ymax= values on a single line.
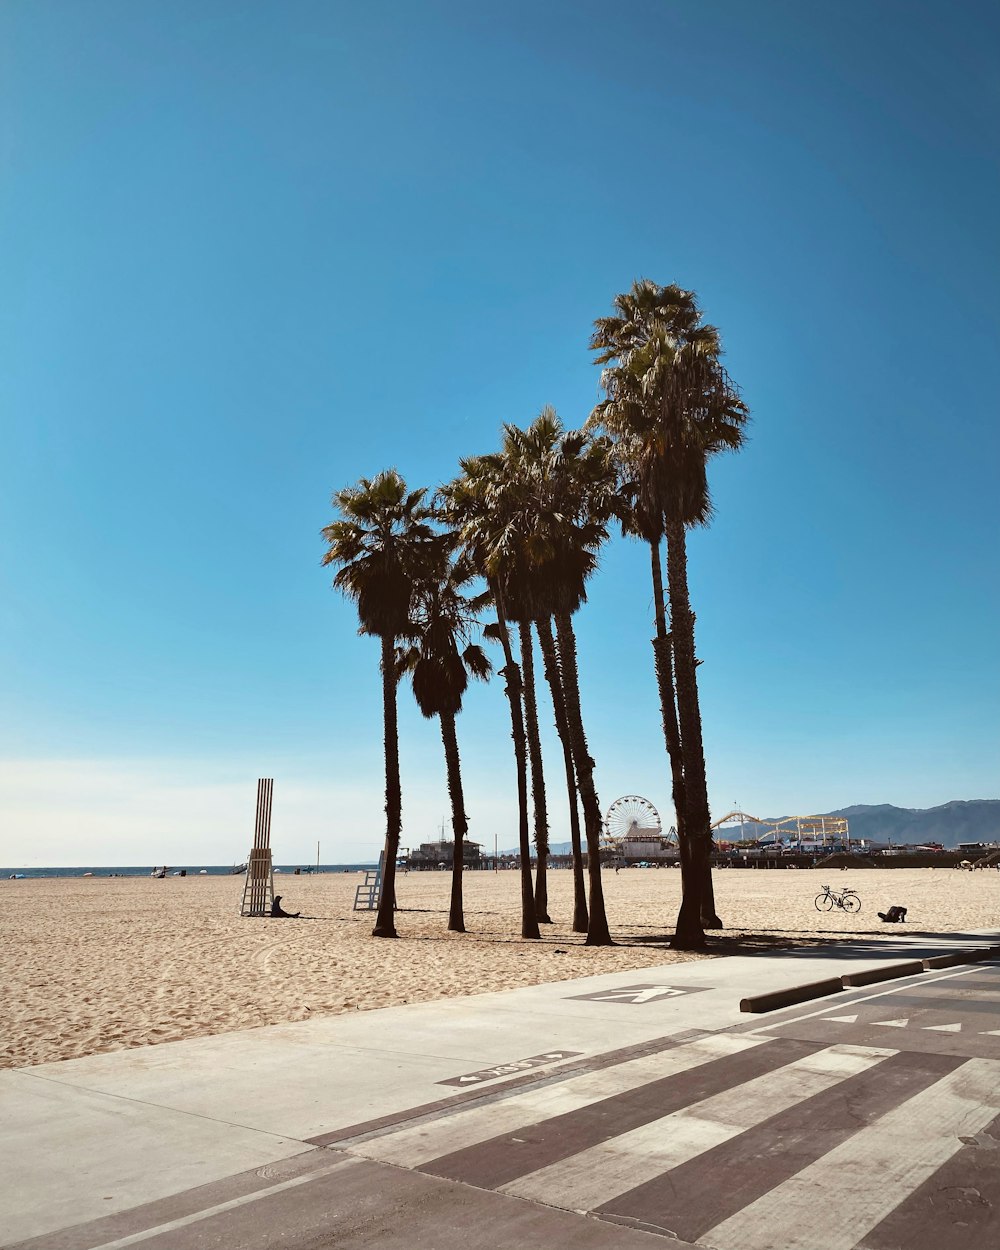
xmin=674 ymin=826 xmax=707 ymax=949
xmin=494 ymin=599 xmax=540 ymax=940
xmin=664 ymin=521 xmax=721 ymax=943
xmin=537 ymin=617 xmax=587 ymax=933
xmin=649 ymin=538 xmax=687 ymax=845
xmin=374 ymin=633 xmax=401 ymax=938
xmin=519 ymin=622 xmax=552 ymax=924
xmin=439 ymin=710 xmax=468 ymax=933
xmin=554 ymin=611 xmax=612 ymax=946
xmin=651 ymin=535 xmax=702 ymax=947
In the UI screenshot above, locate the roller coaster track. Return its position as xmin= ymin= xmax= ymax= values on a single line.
xmin=711 ymin=810 xmax=764 ymax=830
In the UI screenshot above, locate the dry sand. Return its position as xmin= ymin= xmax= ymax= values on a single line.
xmin=1 ymin=866 xmax=997 ymax=1070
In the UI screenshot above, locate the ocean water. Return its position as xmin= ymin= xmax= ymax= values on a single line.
xmin=1 ymin=864 xmax=377 ymax=879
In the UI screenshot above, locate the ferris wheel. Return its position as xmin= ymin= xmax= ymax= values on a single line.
xmin=603 ymin=795 xmax=662 ymax=847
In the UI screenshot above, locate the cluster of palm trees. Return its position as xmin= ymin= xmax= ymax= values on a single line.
xmin=322 ymin=280 xmax=748 ymax=951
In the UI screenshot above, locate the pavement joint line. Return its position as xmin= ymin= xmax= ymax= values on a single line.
xmin=13 ymin=1069 xmax=315 ymax=1147
xmin=330 ymin=1063 xmax=619 ymax=1146
xmin=743 ymin=965 xmax=986 ymax=1035
xmin=308 ymin=1028 xmax=713 ymax=1147
xmin=81 ymin=1157 xmax=359 ymax=1250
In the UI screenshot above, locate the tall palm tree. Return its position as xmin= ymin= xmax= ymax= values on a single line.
xmin=492 ymin=420 xmax=563 ymax=927
xmin=397 ymin=547 xmax=491 ymax=933
xmin=493 ymin=411 xmax=616 ymax=945
xmin=321 ymin=470 xmax=437 ymax=939
xmin=542 ymin=425 xmax=617 ymax=946
xmin=438 ymin=461 xmax=541 ymax=940
xmin=589 ymin=281 xmax=749 ymax=950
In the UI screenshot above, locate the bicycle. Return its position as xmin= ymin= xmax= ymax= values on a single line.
xmin=814 ymin=884 xmax=861 ymax=913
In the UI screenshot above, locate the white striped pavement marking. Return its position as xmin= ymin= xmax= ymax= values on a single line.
xmin=88 ymin=1158 xmax=359 ymax=1250
xmin=744 ymin=966 xmax=983 ymax=1034
xmin=345 ymin=1033 xmax=767 ymax=1169
xmin=500 ymin=1044 xmax=893 ymax=1210
xmin=872 ymin=1018 xmax=908 ymax=1027
xmin=701 ymin=1056 xmax=1000 ymax=1250
xmin=923 ymin=1022 xmax=961 ymax=1032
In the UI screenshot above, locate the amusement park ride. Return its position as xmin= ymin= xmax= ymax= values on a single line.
xmin=710 ymin=810 xmax=851 ymax=849
xmin=601 ymin=798 xmax=852 ymax=861
xmin=601 ymin=795 xmax=675 ymax=860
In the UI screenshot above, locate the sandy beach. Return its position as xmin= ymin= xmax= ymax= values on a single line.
xmin=1 ymin=866 xmax=997 ymax=1070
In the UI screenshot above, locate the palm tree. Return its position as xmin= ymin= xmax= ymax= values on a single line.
xmin=492 ymin=421 xmax=562 ymax=927
xmin=492 ymin=411 xmax=616 ymax=945
xmin=321 ymin=470 xmax=437 ymax=939
xmin=541 ymin=425 xmax=617 ymax=946
xmin=589 ymin=281 xmax=749 ymax=950
xmin=438 ymin=460 xmax=541 ymax=940
xmin=398 ymin=546 xmax=490 ymax=932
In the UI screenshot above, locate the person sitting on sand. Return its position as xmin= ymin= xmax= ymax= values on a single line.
xmin=271 ymin=895 xmax=300 ymax=918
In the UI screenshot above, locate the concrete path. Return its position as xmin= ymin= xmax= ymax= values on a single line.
xmin=3 ymin=929 xmax=999 ymax=1249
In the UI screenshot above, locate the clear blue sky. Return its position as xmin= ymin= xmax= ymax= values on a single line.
xmin=2 ymin=0 xmax=997 ymax=866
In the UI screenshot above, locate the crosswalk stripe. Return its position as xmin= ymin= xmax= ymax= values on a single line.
xmin=346 ymin=1032 xmax=766 ymax=1168
xmin=500 ymin=1044 xmax=893 ymax=1211
xmin=854 ymin=1108 xmax=1000 ymax=1250
xmin=700 ymin=1056 xmax=1000 ymax=1250
xmin=593 ymin=1048 xmax=958 ymax=1241
xmin=420 ymin=1038 xmax=823 ymax=1191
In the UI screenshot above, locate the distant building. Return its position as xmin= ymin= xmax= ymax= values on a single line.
xmin=407 ymin=840 xmax=483 ymax=870
xmin=619 ymin=832 xmax=676 ymax=862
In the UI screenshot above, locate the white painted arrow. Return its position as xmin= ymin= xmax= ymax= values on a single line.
xmin=629 ymin=986 xmax=685 ymax=1003
xmin=872 ymin=1018 xmax=909 ymax=1028
xmin=824 ymin=1014 xmax=859 ymax=1023
xmin=923 ymin=1022 xmax=962 ymax=1033
xmin=596 ymin=986 xmax=684 ymax=1003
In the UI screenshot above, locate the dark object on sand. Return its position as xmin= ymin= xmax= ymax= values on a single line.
xmin=271 ymin=894 xmax=300 ymax=918
xmin=878 ymin=905 xmax=908 ymax=923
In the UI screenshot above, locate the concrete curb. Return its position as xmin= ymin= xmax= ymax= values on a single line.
xmin=741 ymin=945 xmax=1000 ymax=1014
xmin=739 ymin=977 xmax=843 ymax=1014
xmin=923 ymin=952 xmax=973 ymax=970
xmin=841 ymin=959 xmax=925 ymax=988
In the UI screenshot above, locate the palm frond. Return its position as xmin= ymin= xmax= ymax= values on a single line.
xmin=588 ymin=280 xmax=749 ymax=531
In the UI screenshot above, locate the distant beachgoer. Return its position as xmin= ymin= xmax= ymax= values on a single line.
xmin=271 ymin=895 xmax=300 ymax=918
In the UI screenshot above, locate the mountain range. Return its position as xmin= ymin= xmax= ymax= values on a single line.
xmin=742 ymin=800 xmax=1000 ymax=847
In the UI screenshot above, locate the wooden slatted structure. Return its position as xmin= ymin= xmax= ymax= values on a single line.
xmin=353 ymin=851 xmax=383 ymax=911
xmin=240 ymin=778 xmax=275 ymax=916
